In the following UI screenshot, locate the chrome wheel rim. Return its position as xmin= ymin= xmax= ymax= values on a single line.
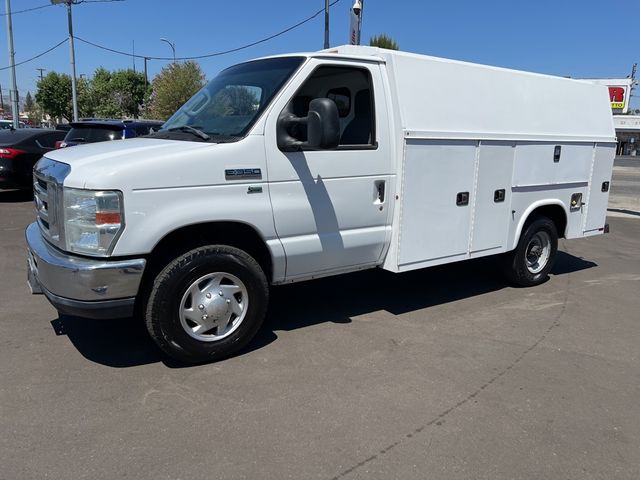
xmin=525 ymin=231 xmax=551 ymax=274
xmin=179 ymin=272 xmax=248 ymax=342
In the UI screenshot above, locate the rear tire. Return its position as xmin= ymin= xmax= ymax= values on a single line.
xmin=145 ymin=245 xmax=269 ymax=363
xmin=503 ymin=215 xmax=558 ymax=287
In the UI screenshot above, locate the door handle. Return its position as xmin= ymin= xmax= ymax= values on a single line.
xmin=375 ymin=180 xmax=386 ymax=204
xmin=456 ymin=191 xmax=469 ymax=206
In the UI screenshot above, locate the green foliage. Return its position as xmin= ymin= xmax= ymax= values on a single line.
xmin=76 ymin=77 xmax=93 ymax=118
xmin=24 ymin=92 xmax=35 ymax=113
xmin=146 ymin=61 xmax=206 ymax=120
xmin=88 ymin=68 xmax=147 ymax=118
xmin=24 ymin=91 xmax=43 ymax=126
xmin=369 ymin=34 xmax=399 ymax=50
xmin=35 ymin=72 xmax=73 ymax=121
xmin=35 ymin=71 xmax=92 ymax=121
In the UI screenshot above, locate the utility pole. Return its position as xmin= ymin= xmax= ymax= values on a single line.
xmin=52 ymin=0 xmax=78 ymax=121
xmin=144 ymin=57 xmax=149 ymax=88
xmin=5 ymin=0 xmax=20 ymax=128
xmin=0 ymin=83 xmax=4 ymax=115
xmin=349 ymin=0 xmax=363 ymax=45
xmin=324 ymin=0 xmax=330 ymax=49
xmin=37 ymin=68 xmax=46 ymax=82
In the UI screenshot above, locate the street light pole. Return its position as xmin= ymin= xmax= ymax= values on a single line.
xmin=52 ymin=0 xmax=78 ymax=121
xmin=357 ymin=0 xmax=364 ymax=45
xmin=160 ymin=38 xmax=176 ymax=63
xmin=324 ymin=0 xmax=330 ymax=49
xmin=66 ymin=1 xmax=79 ymax=122
xmin=5 ymin=0 xmax=20 ymax=128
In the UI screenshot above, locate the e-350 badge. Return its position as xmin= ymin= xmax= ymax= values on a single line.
xmin=225 ymin=168 xmax=262 ymax=180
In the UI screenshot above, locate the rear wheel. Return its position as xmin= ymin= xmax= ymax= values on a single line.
xmin=145 ymin=245 xmax=269 ymax=363
xmin=503 ymin=215 xmax=558 ymax=287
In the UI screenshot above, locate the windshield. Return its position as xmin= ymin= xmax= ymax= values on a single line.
xmin=65 ymin=126 xmax=124 ymax=143
xmin=159 ymin=56 xmax=305 ymax=141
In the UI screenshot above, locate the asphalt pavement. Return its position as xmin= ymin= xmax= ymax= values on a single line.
xmin=0 ymin=157 xmax=639 ymax=480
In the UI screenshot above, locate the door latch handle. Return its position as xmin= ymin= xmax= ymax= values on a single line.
xmin=456 ymin=191 xmax=469 ymax=206
xmin=375 ymin=180 xmax=386 ymax=203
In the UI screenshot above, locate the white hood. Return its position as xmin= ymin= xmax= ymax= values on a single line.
xmin=44 ymin=138 xmax=218 ymax=190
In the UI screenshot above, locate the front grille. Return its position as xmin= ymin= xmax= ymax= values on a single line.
xmin=33 ymin=158 xmax=71 ymax=249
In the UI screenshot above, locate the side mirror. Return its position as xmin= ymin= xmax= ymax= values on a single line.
xmin=277 ymin=98 xmax=340 ymax=152
xmin=307 ymin=98 xmax=340 ymax=149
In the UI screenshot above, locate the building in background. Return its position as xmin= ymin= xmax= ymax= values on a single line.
xmin=583 ymin=77 xmax=638 ymax=156
xmin=614 ymin=115 xmax=640 ymax=156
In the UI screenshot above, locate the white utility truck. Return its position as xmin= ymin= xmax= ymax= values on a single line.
xmin=26 ymin=46 xmax=616 ymax=363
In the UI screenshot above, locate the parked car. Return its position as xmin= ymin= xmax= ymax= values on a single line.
xmin=59 ymin=119 xmax=164 ymax=147
xmin=0 ymin=119 xmax=27 ymax=129
xmin=0 ymin=128 xmax=66 ymax=190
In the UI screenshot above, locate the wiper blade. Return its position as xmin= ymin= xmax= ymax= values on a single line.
xmin=168 ymin=125 xmax=210 ymax=140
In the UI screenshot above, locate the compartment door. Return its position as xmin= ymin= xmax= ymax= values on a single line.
xmin=398 ymin=140 xmax=476 ymax=269
xmin=470 ymin=142 xmax=514 ymax=254
xmin=584 ymin=143 xmax=616 ymax=234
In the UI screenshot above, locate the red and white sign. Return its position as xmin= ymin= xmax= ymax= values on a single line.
xmin=587 ymin=78 xmax=632 ymax=113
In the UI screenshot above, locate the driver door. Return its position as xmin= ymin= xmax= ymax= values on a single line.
xmin=264 ymin=60 xmax=394 ymax=281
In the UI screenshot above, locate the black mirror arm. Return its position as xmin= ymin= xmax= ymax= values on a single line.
xmin=277 ymin=112 xmax=309 ymax=152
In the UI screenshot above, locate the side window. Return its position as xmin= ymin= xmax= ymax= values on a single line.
xmin=327 ymin=87 xmax=351 ymax=117
xmin=34 ymin=133 xmax=61 ymax=149
xmin=285 ymin=66 xmax=375 ymax=148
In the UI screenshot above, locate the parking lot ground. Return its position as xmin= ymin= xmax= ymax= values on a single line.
xmin=1 ymin=158 xmax=639 ymax=479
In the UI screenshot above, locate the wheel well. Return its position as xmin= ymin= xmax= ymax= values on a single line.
xmin=146 ymin=222 xmax=274 ymax=282
xmin=526 ymin=204 xmax=567 ymax=238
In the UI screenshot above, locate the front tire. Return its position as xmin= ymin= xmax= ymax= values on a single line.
xmin=503 ymin=215 xmax=558 ymax=287
xmin=145 ymin=245 xmax=269 ymax=363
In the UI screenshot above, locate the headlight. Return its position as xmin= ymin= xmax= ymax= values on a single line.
xmin=63 ymin=188 xmax=124 ymax=256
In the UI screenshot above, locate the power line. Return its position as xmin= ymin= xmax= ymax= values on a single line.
xmin=0 ymin=39 xmax=68 ymax=71
xmin=0 ymin=0 xmax=124 ymax=16
xmin=0 ymin=3 xmax=52 ymax=16
xmin=0 ymin=1 xmax=342 ymax=72
xmin=75 ymin=0 xmax=344 ymax=61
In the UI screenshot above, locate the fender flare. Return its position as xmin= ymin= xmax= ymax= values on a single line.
xmin=511 ymin=200 xmax=569 ymax=250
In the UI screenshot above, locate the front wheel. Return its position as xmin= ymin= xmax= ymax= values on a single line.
xmin=145 ymin=245 xmax=269 ymax=363
xmin=503 ymin=215 xmax=558 ymax=287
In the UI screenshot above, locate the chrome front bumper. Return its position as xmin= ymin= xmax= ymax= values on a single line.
xmin=26 ymin=222 xmax=146 ymax=319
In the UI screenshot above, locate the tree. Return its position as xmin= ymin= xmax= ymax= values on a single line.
xmin=35 ymin=71 xmax=92 ymax=121
xmin=24 ymin=91 xmax=35 ymax=113
xmin=88 ymin=68 xmax=147 ymax=118
xmin=369 ymin=34 xmax=399 ymax=50
xmin=146 ymin=61 xmax=206 ymax=120
xmin=24 ymin=91 xmax=42 ymax=126
xmin=36 ymin=72 xmax=72 ymax=121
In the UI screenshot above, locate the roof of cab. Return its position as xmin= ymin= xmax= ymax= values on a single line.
xmin=251 ymin=45 xmax=386 ymax=64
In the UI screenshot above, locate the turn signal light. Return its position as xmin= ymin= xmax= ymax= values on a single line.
xmin=95 ymin=212 xmax=122 ymax=225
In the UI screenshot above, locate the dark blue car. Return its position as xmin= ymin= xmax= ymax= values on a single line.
xmin=60 ymin=119 xmax=164 ymax=148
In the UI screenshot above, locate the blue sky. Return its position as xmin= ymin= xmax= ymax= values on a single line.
xmin=0 ymin=0 xmax=638 ymax=108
